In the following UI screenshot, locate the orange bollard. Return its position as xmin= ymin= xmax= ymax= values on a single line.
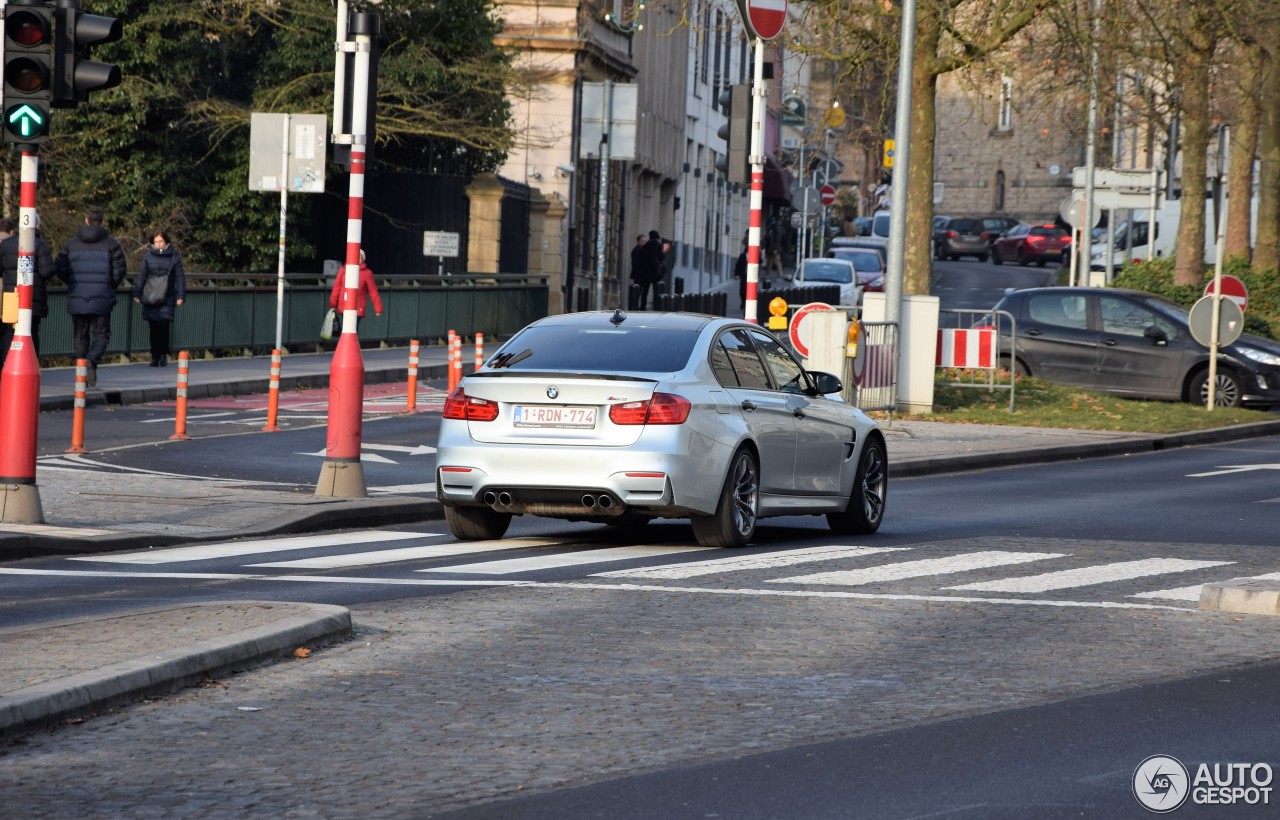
xmin=262 ymin=349 xmax=282 ymax=432
xmin=446 ymin=329 xmax=458 ymax=391
xmin=170 ymin=351 xmax=191 ymax=441
xmin=474 ymin=332 xmax=484 ymax=371
xmin=65 ymin=359 xmax=89 ymax=453
xmin=451 ymin=333 xmax=463 ymax=389
xmin=405 ymin=339 xmax=419 ymax=412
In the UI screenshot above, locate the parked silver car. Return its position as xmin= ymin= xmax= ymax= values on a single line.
xmin=436 ymin=311 xmax=888 ymax=547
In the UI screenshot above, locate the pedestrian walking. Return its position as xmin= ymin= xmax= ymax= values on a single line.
xmin=328 ymin=249 xmax=382 ymax=330
xmin=634 ymin=230 xmax=665 ymax=311
xmin=629 ymin=234 xmax=648 ymax=309
xmin=0 ymin=214 xmax=56 ymax=374
xmin=734 ymin=233 xmax=749 ymax=309
xmin=56 ymin=205 xmax=127 ymax=387
xmin=131 ymin=230 xmax=186 ymax=367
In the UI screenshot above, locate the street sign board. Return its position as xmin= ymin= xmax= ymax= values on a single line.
xmin=249 ymin=113 xmax=327 ymax=193
xmin=820 ymin=184 xmax=836 ymax=206
xmin=1188 ymin=295 xmax=1244 ymax=347
xmin=579 ymin=82 xmax=638 ymax=160
xmin=781 ymin=96 xmax=806 ymax=126
xmin=735 ymin=0 xmax=787 ymax=41
xmin=1071 ymin=167 xmax=1162 ymax=189
xmin=1084 ymin=188 xmax=1163 ymax=210
xmin=788 ymin=302 xmax=834 ymax=358
xmin=798 ymin=185 xmax=819 ymax=213
xmin=1204 ymin=275 xmax=1249 ymax=313
xmin=423 ymin=231 xmax=460 ymax=258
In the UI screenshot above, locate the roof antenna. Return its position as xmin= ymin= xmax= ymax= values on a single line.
xmin=610 ymin=308 xmax=626 ymax=326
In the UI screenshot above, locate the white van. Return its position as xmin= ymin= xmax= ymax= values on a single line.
xmin=1091 ymin=197 xmax=1254 ymax=270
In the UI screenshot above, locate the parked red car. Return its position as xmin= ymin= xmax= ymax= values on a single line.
xmin=991 ymin=224 xmax=1072 ymax=267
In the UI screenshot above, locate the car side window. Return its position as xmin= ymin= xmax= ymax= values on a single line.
xmin=747 ymin=330 xmax=808 ymax=394
xmin=712 ymin=331 xmax=771 ymax=390
xmin=1100 ymin=296 xmax=1179 ymax=340
xmin=1027 ymin=294 xmax=1088 ymax=330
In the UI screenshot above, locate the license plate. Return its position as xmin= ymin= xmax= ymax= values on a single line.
xmin=1043 ymin=248 xmax=1063 ymax=256
xmin=513 ymin=404 xmax=597 ymax=428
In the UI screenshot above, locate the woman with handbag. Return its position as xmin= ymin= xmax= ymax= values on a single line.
xmin=131 ymin=231 xmax=186 ymax=367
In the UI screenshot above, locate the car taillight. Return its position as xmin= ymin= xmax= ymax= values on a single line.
xmin=946 ymin=230 xmax=958 ymax=238
xmin=609 ymin=392 xmax=692 ymax=425
xmin=1026 ymin=235 xmax=1043 ymax=244
xmin=442 ymin=387 xmax=499 ymax=422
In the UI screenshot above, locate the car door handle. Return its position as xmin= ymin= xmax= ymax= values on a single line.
xmin=741 ymin=400 xmax=757 ymax=412
xmin=793 ymin=408 xmax=806 ymax=418
xmin=1103 ymin=338 xmax=1117 ymax=346
xmin=1026 ymin=329 xmax=1043 ymax=336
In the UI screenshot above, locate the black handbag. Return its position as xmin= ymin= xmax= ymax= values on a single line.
xmin=141 ymin=273 xmax=168 ymax=307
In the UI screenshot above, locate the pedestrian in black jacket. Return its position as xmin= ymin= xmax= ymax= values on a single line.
xmin=0 ymin=214 xmax=56 ymax=373
xmin=56 ymin=206 xmax=127 ymax=386
xmin=131 ymin=230 xmax=186 ymax=367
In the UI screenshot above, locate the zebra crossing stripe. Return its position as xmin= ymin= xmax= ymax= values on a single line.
xmin=948 ymin=558 xmax=1234 ymax=593
xmin=419 ymin=545 xmax=715 ymax=575
xmin=1132 ymin=570 xmax=1280 ymax=602
xmin=769 ymin=551 xmax=1064 ymax=587
xmin=594 ymin=545 xmax=909 ymax=580
xmin=69 ymin=531 xmax=441 ymax=564
xmin=250 ymin=540 xmax=565 ymax=569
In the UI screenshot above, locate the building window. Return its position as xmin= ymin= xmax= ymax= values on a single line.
xmin=700 ymin=1 xmax=712 ymax=86
xmin=998 ymin=76 xmax=1013 ymax=131
xmin=994 ymin=170 xmax=1006 ymax=211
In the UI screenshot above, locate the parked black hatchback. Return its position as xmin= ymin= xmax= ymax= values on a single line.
xmin=991 ymin=287 xmax=1280 ymax=408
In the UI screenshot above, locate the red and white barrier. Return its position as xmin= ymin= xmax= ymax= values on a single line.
xmin=936 ymin=327 xmax=996 ymax=370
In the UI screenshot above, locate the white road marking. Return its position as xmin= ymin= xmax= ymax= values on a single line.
xmin=68 ymin=531 xmax=440 ymax=564
xmin=368 ymin=483 xmax=437 ymax=495
xmin=250 ymin=540 xmax=560 ymax=569
xmin=0 ymin=568 xmax=527 ymax=587
xmin=1188 ymin=463 xmax=1280 ymax=478
xmin=361 ymin=443 xmax=436 ymax=455
xmin=0 ymin=523 xmax=119 ymax=537
xmin=297 ymin=448 xmax=397 ymax=464
xmin=948 ymin=558 xmax=1234 ymax=593
xmin=771 ymin=551 xmax=1064 ymax=587
xmin=594 ymin=545 xmax=909 ymax=580
xmin=421 ymin=545 xmax=715 ymax=575
xmin=1133 ymin=571 xmax=1280 ymax=602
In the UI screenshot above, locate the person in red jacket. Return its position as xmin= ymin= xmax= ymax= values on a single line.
xmin=328 ymin=250 xmax=383 ymax=330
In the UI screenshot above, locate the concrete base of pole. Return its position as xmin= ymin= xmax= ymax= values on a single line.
xmin=0 ymin=483 xmax=44 ymax=524
xmin=315 ymin=460 xmax=368 ymax=498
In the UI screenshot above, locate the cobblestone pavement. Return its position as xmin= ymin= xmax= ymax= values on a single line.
xmin=2 ymin=574 xmax=1278 ymax=817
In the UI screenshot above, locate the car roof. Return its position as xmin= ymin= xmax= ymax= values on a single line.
xmin=530 ymin=310 xmax=721 ymax=333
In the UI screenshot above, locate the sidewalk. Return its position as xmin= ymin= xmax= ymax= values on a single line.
xmin=4 ymin=344 xmax=1280 ymax=738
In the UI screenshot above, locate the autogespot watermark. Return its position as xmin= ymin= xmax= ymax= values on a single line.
xmin=1133 ymin=755 xmax=1273 ymax=813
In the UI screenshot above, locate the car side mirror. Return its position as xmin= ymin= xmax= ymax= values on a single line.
xmin=808 ymin=371 xmax=843 ymax=395
xmin=1143 ymin=325 xmax=1168 ymax=346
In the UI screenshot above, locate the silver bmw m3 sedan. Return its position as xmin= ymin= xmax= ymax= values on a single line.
xmin=435 ymin=310 xmax=887 ymax=547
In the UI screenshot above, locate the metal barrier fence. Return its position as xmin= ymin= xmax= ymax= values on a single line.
xmin=846 ymin=320 xmax=899 ymax=413
xmin=935 ymin=307 xmax=1016 ymax=412
xmin=30 ymin=273 xmax=549 ymax=362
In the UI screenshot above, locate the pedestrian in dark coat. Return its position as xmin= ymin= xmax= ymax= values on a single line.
xmin=56 ymin=205 xmax=127 ymax=386
xmin=130 ymin=230 xmax=186 ymax=366
xmin=0 ymin=214 xmax=56 ymax=373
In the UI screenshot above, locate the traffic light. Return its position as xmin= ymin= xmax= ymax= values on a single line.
xmin=714 ymin=83 xmax=749 ymax=187
xmin=2 ymin=1 xmax=54 ymax=145
xmin=52 ymin=0 xmax=121 ymax=108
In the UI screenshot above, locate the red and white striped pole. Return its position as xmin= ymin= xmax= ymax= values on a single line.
xmin=451 ymin=333 xmax=463 ymax=388
xmin=262 ymin=349 xmax=283 ymax=432
xmin=170 ymin=352 xmax=191 ymax=441
xmin=0 ymin=150 xmax=45 ymax=523
xmin=405 ymin=339 xmax=419 ymax=413
xmin=446 ymin=329 xmax=457 ymax=391
xmin=474 ymin=332 xmax=484 ymax=370
xmin=743 ymin=38 xmax=767 ymax=324
xmin=317 ymin=10 xmax=377 ymax=498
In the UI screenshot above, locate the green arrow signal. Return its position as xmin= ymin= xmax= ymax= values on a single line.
xmin=5 ymin=104 xmax=47 ymax=139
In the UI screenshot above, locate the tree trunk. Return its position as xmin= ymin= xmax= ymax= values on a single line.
xmin=1256 ymin=49 xmax=1280 ymax=270
xmin=904 ymin=3 xmax=942 ymax=297
xmin=1174 ymin=38 xmax=1214 ymax=286
xmin=1225 ymin=44 xmax=1261 ymax=261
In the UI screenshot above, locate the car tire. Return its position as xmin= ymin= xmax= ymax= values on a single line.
xmin=827 ymin=435 xmax=887 ymax=535
xmin=1190 ymin=368 xmax=1243 ymax=408
xmin=1036 ymin=258 xmax=1047 ymax=267
xmin=977 ymin=253 xmax=988 ymax=263
xmin=691 ymin=448 xmax=759 ymax=548
xmin=1002 ymin=356 xmax=1030 ymax=378
xmin=444 ymin=503 xmax=512 ymax=540
xmin=992 ymin=251 xmax=1004 ymax=266
xmin=1018 ymin=250 xmax=1031 ymax=267
xmin=949 ymin=254 xmax=960 ymax=261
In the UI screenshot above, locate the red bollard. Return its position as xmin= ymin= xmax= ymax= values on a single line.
xmin=446 ymin=329 xmax=457 ymax=391
xmin=170 ymin=351 xmax=191 ymax=441
xmin=262 ymin=349 xmax=282 ymax=432
xmin=474 ymin=332 xmax=484 ymax=371
xmin=405 ymin=339 xmax=419 ymax=413
xmin=451 ymin=333 xmax=463 ymax=390
xmin=65 ymin=359 xmax=89 ymax=453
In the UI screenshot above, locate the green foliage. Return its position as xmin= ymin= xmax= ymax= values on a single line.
xmin=18 ymin=0 xmax=513 ymax=273
xmin=1110 ymin=256 xmax=1277 ymax=339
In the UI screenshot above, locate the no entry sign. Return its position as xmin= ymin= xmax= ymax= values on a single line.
xmin=820 ymin=184 xmax=836 ymax=207
xmin=1204 ymin=275 xmax=1248 ymax=313
xmin=735 ymin=0 xmax=788 ymax=41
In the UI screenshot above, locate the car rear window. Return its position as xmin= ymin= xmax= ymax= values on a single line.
xmin=488 ymin=325 xmax=699 ymax=373
xmin=802 ymin=262 xmax=854 ymax=284
xmin=1031 ymin=226 xmax=1068 ymax=237
xmin=949 ymin=219 xmax=978 ymax=232
xmin=831 ymin=250 xmax=883 ymax=270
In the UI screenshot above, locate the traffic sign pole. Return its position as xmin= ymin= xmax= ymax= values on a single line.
xmin=1207 ymin=194 xmax=1229 ymax=410
xmin=0 ymin=150 xmax=45 ymax=524
xmin=744 ymin=37 xmax=765 ymax=323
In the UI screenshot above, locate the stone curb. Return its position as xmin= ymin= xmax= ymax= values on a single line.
xmin=1199 ymin=580 xmax=1280 ymax=616
xmin=0 ymin=602 xmax=353 ymax=739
